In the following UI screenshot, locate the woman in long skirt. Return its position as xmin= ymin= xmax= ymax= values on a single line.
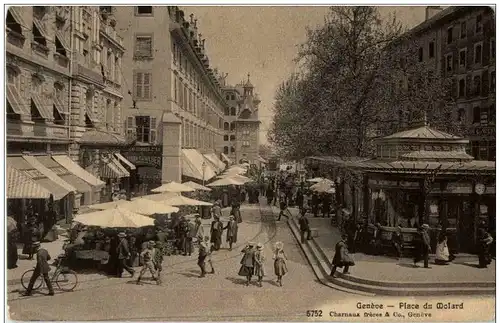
xmin=273 ymin=241 xmax=287 ymax=287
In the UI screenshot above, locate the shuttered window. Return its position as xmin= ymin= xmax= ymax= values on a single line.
xmin=126 ymin=116 xmax=136 ymax=139
xmin=150 ymin=116 xmax=157 ymax=144
xmin=134 ymin=35 xmax=153 ymax=58
xmin=133 ymin=71 xmax=152 ymax=100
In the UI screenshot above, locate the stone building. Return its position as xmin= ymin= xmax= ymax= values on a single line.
xmin=113 ymin=6 xmax=227 ymax=190
xmin=222 ymin=75 xmax=261 ymax=166
xmin=395 ymin=6 xmax=495 ymax=160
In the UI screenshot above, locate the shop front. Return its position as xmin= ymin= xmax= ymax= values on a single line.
xmin=306 ymin=122 xmax=495 ymax=253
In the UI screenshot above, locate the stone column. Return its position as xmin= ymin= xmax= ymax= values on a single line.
xmin=161 ymin=112 xmax=182 ymax=183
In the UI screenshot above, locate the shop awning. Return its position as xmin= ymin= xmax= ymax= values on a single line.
xmin=36 ymin=156 xmax=93 ymax=195
xmin=53 ymin=95 xmax=66 ymax=116
xmin=220 ymin=153 xmax=232 ymax=165
xmin=182 ymin=149 xmax=216 ymax=181
xmin=8 ymin=156 xmax=69 ymax=200
xmin=23 ymin=155 xmax=76 ymax=192
xmin=7 ymin=7 xmax=26 ymax=27
xmin=115 ymin=153 xmax=136 ymax=170
xmin=203 ymin=153 xmax=226 ymax=172
xmin=7 ymin=84 xmax=30 ymax=115
xmin=101 ymin=157 xmax=129 ymax=179
xmin=52 ymin=155 xmax=105 ymax=188
xmin=7 ymin=165 xmax=52 ymax=199
xmin=31 ymin=93 xmax=52 ymax=120
xmin=111 ymin=156 xmax=130 ymax=176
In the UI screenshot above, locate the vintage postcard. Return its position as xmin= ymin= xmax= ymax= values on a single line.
xmin=5 ymin=4 xmax=495 ymax=322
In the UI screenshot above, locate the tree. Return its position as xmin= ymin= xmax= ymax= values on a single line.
xmin=258 ymin=144 xmax=273 ymax=159
xmin=269 ymin=6 xmax=458 ymax=159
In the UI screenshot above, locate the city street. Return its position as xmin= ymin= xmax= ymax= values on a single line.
xmin=7 ymin=200 xmax=495 ymax=321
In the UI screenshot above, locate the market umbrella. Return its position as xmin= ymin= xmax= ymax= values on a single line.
xmin=7 ymin=216 xmax=17 ymax=233
xmin=91 ymin=199 xmax=179 ymax=215
xmin=226 ymin=174 xmax=253 ymax=183
xmin=182 ymin=181 xmax=212 ymax=191
xmin=151 ymin=181 xmax=195 ymax=193
xmin=141 ymin=193 xmax=213 ymax=206
xmin=207 ymin=177 xmax=247 ymax=187
xmin=310 ymin=180 xmax=335 ymax=193
xmin=307 ymin=177 xmax=331 ymax=183
xmin=73 ymin=206 xmax=155 ymax=228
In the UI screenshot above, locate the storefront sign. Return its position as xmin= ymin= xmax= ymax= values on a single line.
xmin=368 ymin=179 xmax=419 ymax=188
xmin=122 ymin=145 xmax=162 ymax=169
xmin=466 ymin=126 xmax=495 ymax=138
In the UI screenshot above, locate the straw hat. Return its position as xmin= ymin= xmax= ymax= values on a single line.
xmin=117 ymin=232 xmax=126 ymax=238
xmin=274 ymin=241 xmax=283 ymax=250
xmin=248 ymin=241 xmax=255 ymax=247
xmin=256 ymin=243 xmax=264 ymax=250
xmin=148 ymin=240 xmax=155 ymax=247
xmin=32 ymin=241 xmax=41 ymax=248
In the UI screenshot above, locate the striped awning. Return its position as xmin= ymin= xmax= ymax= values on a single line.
xmin=100 ymin=157 xmax=129 ymax=179
xmin=182 ymin=149 xmax=216 ymax=181
xmin=203 ymin=153 xmax=225 ymax=172
xmin=111 ymin=156 xmax=130 ymax=176
xmin=115 ymin=153 xmax=136 ymax=170
xmin=31 ymin=93 xmax=52 ymax=120
xmin=52 ymin=155 xmax=105 ymax=188
xmin=7 ymin=84 xmax=29 ymax=115
xmin=36 ymin=156 xmax=93 ymax=195
xmin=23 ymin=155 xmax=76 ymax=192
xmin=7 ymin=165 xmax=51 ymax=199
xmin=220 ymin=153 xmax=232 ymax=164
xmin=8 ymin=156 xmax=69 ymax=200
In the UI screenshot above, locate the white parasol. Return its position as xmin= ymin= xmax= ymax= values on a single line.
xmin=140 ymin=193 xmax=213 ymax=206
xmin=310 ymin=180 xmax=335 ymax=193
xmin=182 ymin=181 xmax=212 ymax=191
xmin=88 ymin=199 xmax=129 ymax=210
xmin=90 ymin=199 xmax=179 ymax=215
xmin=307 ymin=177 xmax=333 ymax=183
xmin=73 ymin=206 xmax=155 ymax=228
xmin=207 ymin=176 xmax=247 ymax=187
xmin=151 ymin=181 xmax=195 ymax=193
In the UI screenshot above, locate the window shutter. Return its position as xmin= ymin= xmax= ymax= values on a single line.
xmin=126 ymin=116 xmax=136 ymax=138
xmin=143 ymin=73 xmax=151 ymax=99
xmin=174 ymin=77 xmax=178 ymax=102
xmin=150 ymin=116 xmax=157 ymax=144
xmin=135 ymin=72 xmax=143 ymax=99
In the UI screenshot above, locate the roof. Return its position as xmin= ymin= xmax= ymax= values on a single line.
xmin=401 ymin=150 xmax=474 ymax=161
xmin=383 ymin=126 xmax=461 ymax=140
xmin=80 ymin=130 xmax=127 ymax=145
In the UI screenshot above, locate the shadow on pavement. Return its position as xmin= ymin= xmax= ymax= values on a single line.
xmin=225 ymin=276 xmax=247 ymax=286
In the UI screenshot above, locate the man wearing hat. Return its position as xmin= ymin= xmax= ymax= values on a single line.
xmin=117 ymin=232 xmax=135 ymax=278
xmin=23 ymin=241 xmax=54 ymax=296
xmin=223 ymin=215 xmax=238 ymax=251
xmin=185 ymin=218 xmax=196 ymax=256
xmin=414 ymin=224 xmax=432 ymax=268
xmin=137 ymin=241 xmax=159 ymax=285
xmin=253 ymin=243 xmax=265 ymax=287
xmin=238 ymin=242 xmax=256 ymax=286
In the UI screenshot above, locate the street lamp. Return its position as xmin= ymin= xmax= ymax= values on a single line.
xmin=202 ymin=161 xmax=207 ymax=186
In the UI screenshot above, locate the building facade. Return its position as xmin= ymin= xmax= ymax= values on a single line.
xmin=114 ymin=6 xmax=227 ymax=188
xmin=401 ymin=6 xmax=495 ymax=161
xmin=222 ymin=76 xmax=261 ymax=165
xmin=5 ymin=6 xmax=133 ymax=225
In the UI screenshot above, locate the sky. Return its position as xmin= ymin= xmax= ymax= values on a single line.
xmin=185 ymin=6 xmax=430 ymax=145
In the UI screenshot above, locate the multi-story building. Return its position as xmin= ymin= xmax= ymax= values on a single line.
xmin=222 ymin=76 xmax=261 ymax=165
xmin=5 ymin=6 xmax=133 ymax=224
xmin=114 ymin=6 xmax=227 ymax=189
xmin=397 ymin=6 xmax=495 ymax=161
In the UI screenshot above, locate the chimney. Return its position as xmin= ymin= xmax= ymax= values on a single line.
xmin=425 ymin=6 xmax=442 ymax=21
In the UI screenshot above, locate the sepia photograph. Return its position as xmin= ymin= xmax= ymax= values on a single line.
xmin=4 ymin=4 xmax=496 ymax=322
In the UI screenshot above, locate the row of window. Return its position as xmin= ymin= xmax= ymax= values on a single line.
xmin=223 ymin=122 xmax=236 ymax=131
xmin=446 ymin=14 xmax=485 ymax=45
xmin=469 ymin=140 xmax=495 ymax=161
xmin=182 ymin=120 xmax=215 ymax=149
xmin=457 ymin=105 xmax=496 ymax=126
xmin=224 ymin=135 xmax=236 ymax=141
xmin=456 ymin=70 xmax=495 ymax=98
xmin=171 ymin=39 xmax=224 ymax=114
xmin=224 ymin=106 xmax=237 ymax=116
xmin=223 ymin=146 xmax=236 ymax=154
xmin=444 ymin=41 xmax=495 ymax=73
xmin=126 ymin=116 xmax=157 ymax=144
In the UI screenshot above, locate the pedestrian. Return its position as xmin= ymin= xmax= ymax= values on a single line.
xmin=392 ymin=226 xmax=403 ymax=259
xmin=311 ymin=192 xmax=319 ymax=217
xmin=185 ymin=218 xmax=196 ymax=256
xmin=223 ymin=215 xmax=238 ymax=251
xmin=277 ymin=193 xmax=289 ymax=221
xmin=238 ymin=242 xmax=255 ymax=286
xmin=128 ymin=236 xmax=139 ymax=268
xmin=198 ymin=236 xmax=209 ymax=277
xmin=266 ymin=182 xmax=274 ymax=205
xmin=477 ymin=228 xmax=494 ymax=268
xmin=136 ymin=241 xmax=158 ymax=285
xmin=413 ymin=224 xmax=431 ymax=268
xmin=179 ymin=216 xmax=189 ymax=256
xmin=273 ymin=241 xmax=287 ymax=287
xmin=321 ymin=193 xmax=331 ymax=218
xmin=295 ymin=184 xmax=304 ymax=212
xmin=330 ymin=233 xmax=354 ymax=277
xmin=253 ymin=243 xmax=265 ymax=287
xmin=435 ymin=233 xmax=452 ymax=265
xmin=204 ymin=236 xmax=215 ymax=274
xmin=22 ymin=241 xmax=54 ymax=296
xmin=210 ymin=216 xmax=224 ymax=251
xmin=211 ymin=201 xmax=223 ymax=219
xmin=298 ymin=209 xmax=312 ymax=244
xmin=7 ymin=230 xmax=19 ymax=269
xmin=195 ymin=217 xmax=204 ymax=242
xmin=153 ymin=241 xmax=164 ymax=285
xmin=116 ymin=232 xmax=135 ymax=278
xmin=23 ymin=216 xmax=40 ymax=260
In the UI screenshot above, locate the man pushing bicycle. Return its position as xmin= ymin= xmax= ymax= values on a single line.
xmin=23 ymin=241 xmax=54 ymax=296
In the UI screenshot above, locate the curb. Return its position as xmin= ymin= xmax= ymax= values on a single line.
xmin=287 ymin=216 xmax=495 ymax=296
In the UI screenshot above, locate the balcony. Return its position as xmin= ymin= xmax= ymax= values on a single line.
xmin=73 ymin=63 xmax=104 ymax=86
xmin=7 ymin=120 xmax=70 ymax=142
xmin=99 ymin=20 xmax=124 ymax=50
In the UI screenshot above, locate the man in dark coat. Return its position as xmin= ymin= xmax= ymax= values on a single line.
xmin=298 ymin=210 xmax=311 ymax=243
xmin=238 ymin=243 xmax=255 ymax=286
xmin=311 ymin=192 xmax=319 ymax=217
xmin=178 ymin=217 xmax=189 ymax=256
xmin=330 ymin=234 xmax=354 ymax=277
xmin=23 ymin=241 xmax=54 ymax=296
xmin=116 ymin=232 xmax=135 ymax=277
xmin=185 ymin=219 xmax=196 ymax=256
xmin=223 ymin=215 xmax=238 ymax=250
xmin=277 ymin=193 xmax=288 ymax=221
xmin=414 ymin=224 xmax=431 ymax=268
xmin=210 ymin=216 xmax=224 ymax=251
xmin=295 ymin=185 xmax=305 ymax=212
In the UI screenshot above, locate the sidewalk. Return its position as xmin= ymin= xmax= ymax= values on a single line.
xmin=284 ymin=208 xmax=495 ymax=284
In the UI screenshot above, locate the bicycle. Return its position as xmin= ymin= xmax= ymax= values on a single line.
xmin=21 ymin=255 xmax=78 ymax=292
